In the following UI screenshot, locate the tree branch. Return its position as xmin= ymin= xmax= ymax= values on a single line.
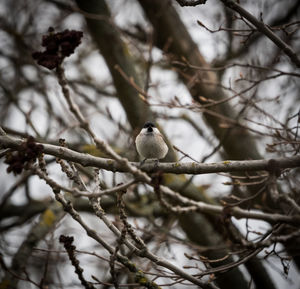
xmin=2 ymin=134 xmax=300 ymax=225
xmin=1 ymin=134 xmax=299 ymax=175
xmin=219 ymin=0 xmax=300 ymax=67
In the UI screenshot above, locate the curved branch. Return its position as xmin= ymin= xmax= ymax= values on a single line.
xmin=1 ymin=134 xmax=300 ymax=225
xmin=219 ymin=0 xmax=300 ymax=67
xmin=52 ymin=188 xmax=218 ymax=289
xmin=1 ymin=134 xmax=299 ymax=175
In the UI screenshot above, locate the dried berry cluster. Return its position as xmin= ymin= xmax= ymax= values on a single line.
xmin=59 ymin=235 xmax=95 ymax=289
xmin=5 ymin=136 xmax=43 ymax=175
xmin=32 ymin=27 xmax=83 ymax=70
xmin=59 ymin=235 xmax=75 ymax=250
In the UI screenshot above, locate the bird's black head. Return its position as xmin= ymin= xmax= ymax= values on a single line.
xmin=143 ymin=121 xmax=155 ymax=132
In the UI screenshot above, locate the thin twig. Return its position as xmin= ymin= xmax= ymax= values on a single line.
xmin=219 ymin=0 xmax=300 ymax=67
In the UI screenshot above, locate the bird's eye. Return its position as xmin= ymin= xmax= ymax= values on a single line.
xmin=143 ymin=122 xmax=155 ymax=128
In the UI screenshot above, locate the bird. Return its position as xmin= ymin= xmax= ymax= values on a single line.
xmin=135 ymin=121 xmax=168 ymax=165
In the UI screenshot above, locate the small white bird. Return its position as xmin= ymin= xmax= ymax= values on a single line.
xmin=135 ymin=122 xmax=168 ymax=164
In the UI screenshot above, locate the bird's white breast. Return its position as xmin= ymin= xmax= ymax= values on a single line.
xmin=136 ymin=130 xmax=168 ymax=160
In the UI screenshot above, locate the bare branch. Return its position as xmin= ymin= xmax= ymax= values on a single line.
xmin=219 ymin=0 xmax=300 ymax=67
xmin=1 ymin=134 xmax=299 ymax=175
xmin=50 ymin=185 xmax=219 ymax=288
